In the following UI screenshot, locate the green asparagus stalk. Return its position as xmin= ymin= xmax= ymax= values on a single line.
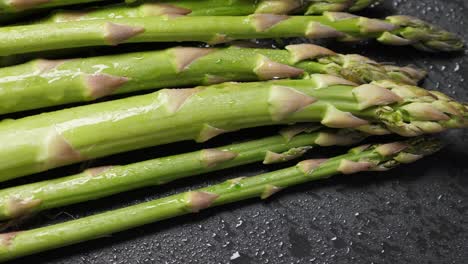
xmin=0 ymin=76 xmax=465 ymax=182
xmin=0 ymin=12 xmax=462 ymax=56
xmin=0 ymin=0 xmax=105 ymax=13
xmin=0 ymin=137 xmax=443 ymax=261
xmin=0 ymin=127 xmax=367 ymax=221
xmin=1 ymin=0 xmax=378 ymax=25
xmin=1 ymin=0 xmax=376 ymax=15
xmin=41 ymin=0 xmax=379 ymax=23
xmin=0 ymin=44 xmax=425 ymax=115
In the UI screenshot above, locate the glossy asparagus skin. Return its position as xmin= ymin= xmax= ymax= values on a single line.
xmin=0 ymin=44 xmax=426 ymax=115
xmin=1 ymin=0 xmax=378 ymax=25
xmin=41 ymin=0 xmax=379 ymax=23
xmin=0 ymin=127 xmax=367 ymax=220
xmin=0 ymin=12 xmax=463 ymax=56
xmin=0 ymin=137 xmax=442 ymax=261
xmin=0 ymin=76 xmax=465 ymax=182
xmin=0 ymin=0 xmax=376 ymax=15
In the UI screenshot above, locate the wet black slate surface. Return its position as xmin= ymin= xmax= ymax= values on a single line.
xmin=5 ymin=0 xmax=468 ymax=263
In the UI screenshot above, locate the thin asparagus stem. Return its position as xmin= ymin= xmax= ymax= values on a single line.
xmin=0 ymin=44 xmax=425 ymax=115
xmin=0 ymin=76 xmax=465 ymax=182
xmin=0 ymin=127 xmax=367 ymax=221
xmin=0 ymin=137 xmax=443 ymax=262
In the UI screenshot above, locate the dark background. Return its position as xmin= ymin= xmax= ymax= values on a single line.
xmin=3 ymin=0 xmax=468 ymax=263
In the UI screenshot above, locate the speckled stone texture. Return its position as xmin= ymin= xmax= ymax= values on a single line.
xmin=2 ymin=0 xmax=467 ymax=263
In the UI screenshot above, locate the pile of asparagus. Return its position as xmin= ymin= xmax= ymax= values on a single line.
xmin=0 ymin=0 xmax=465 ymax=261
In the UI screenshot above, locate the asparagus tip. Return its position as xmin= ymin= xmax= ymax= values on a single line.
xmin=384 ymin=137 xmax=443 ymax=166
xmin=383 ymin=15 xmax=465 ymax=52
xmin=394 ymin=152 xmax=423 ymax=164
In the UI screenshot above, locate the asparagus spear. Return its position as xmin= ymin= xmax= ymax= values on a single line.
xmin=0 ymin=0 xmax=105 ymax=13
xmin=0 ymin=137 xmax=442 ymax=261
xmin=0 ymin=127 xmax=367 ymax=221
xmin=0 ymin=44 xmax=425 ymax=115
xmin=0 ymin=76 xmax=465 ymax=182
xmin=41 ymin=0 xmax=379 ymax=23
xmin=1 ymin=0 xmax=376 ymax=15
xmin=0 ymin=12 xmax=462 ymax=56
xmin=1 ymin=0 xmax=378 ymax=25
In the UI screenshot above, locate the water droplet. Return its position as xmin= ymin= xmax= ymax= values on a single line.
xmin=230 ymin=251 xmax=240 ymax=260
